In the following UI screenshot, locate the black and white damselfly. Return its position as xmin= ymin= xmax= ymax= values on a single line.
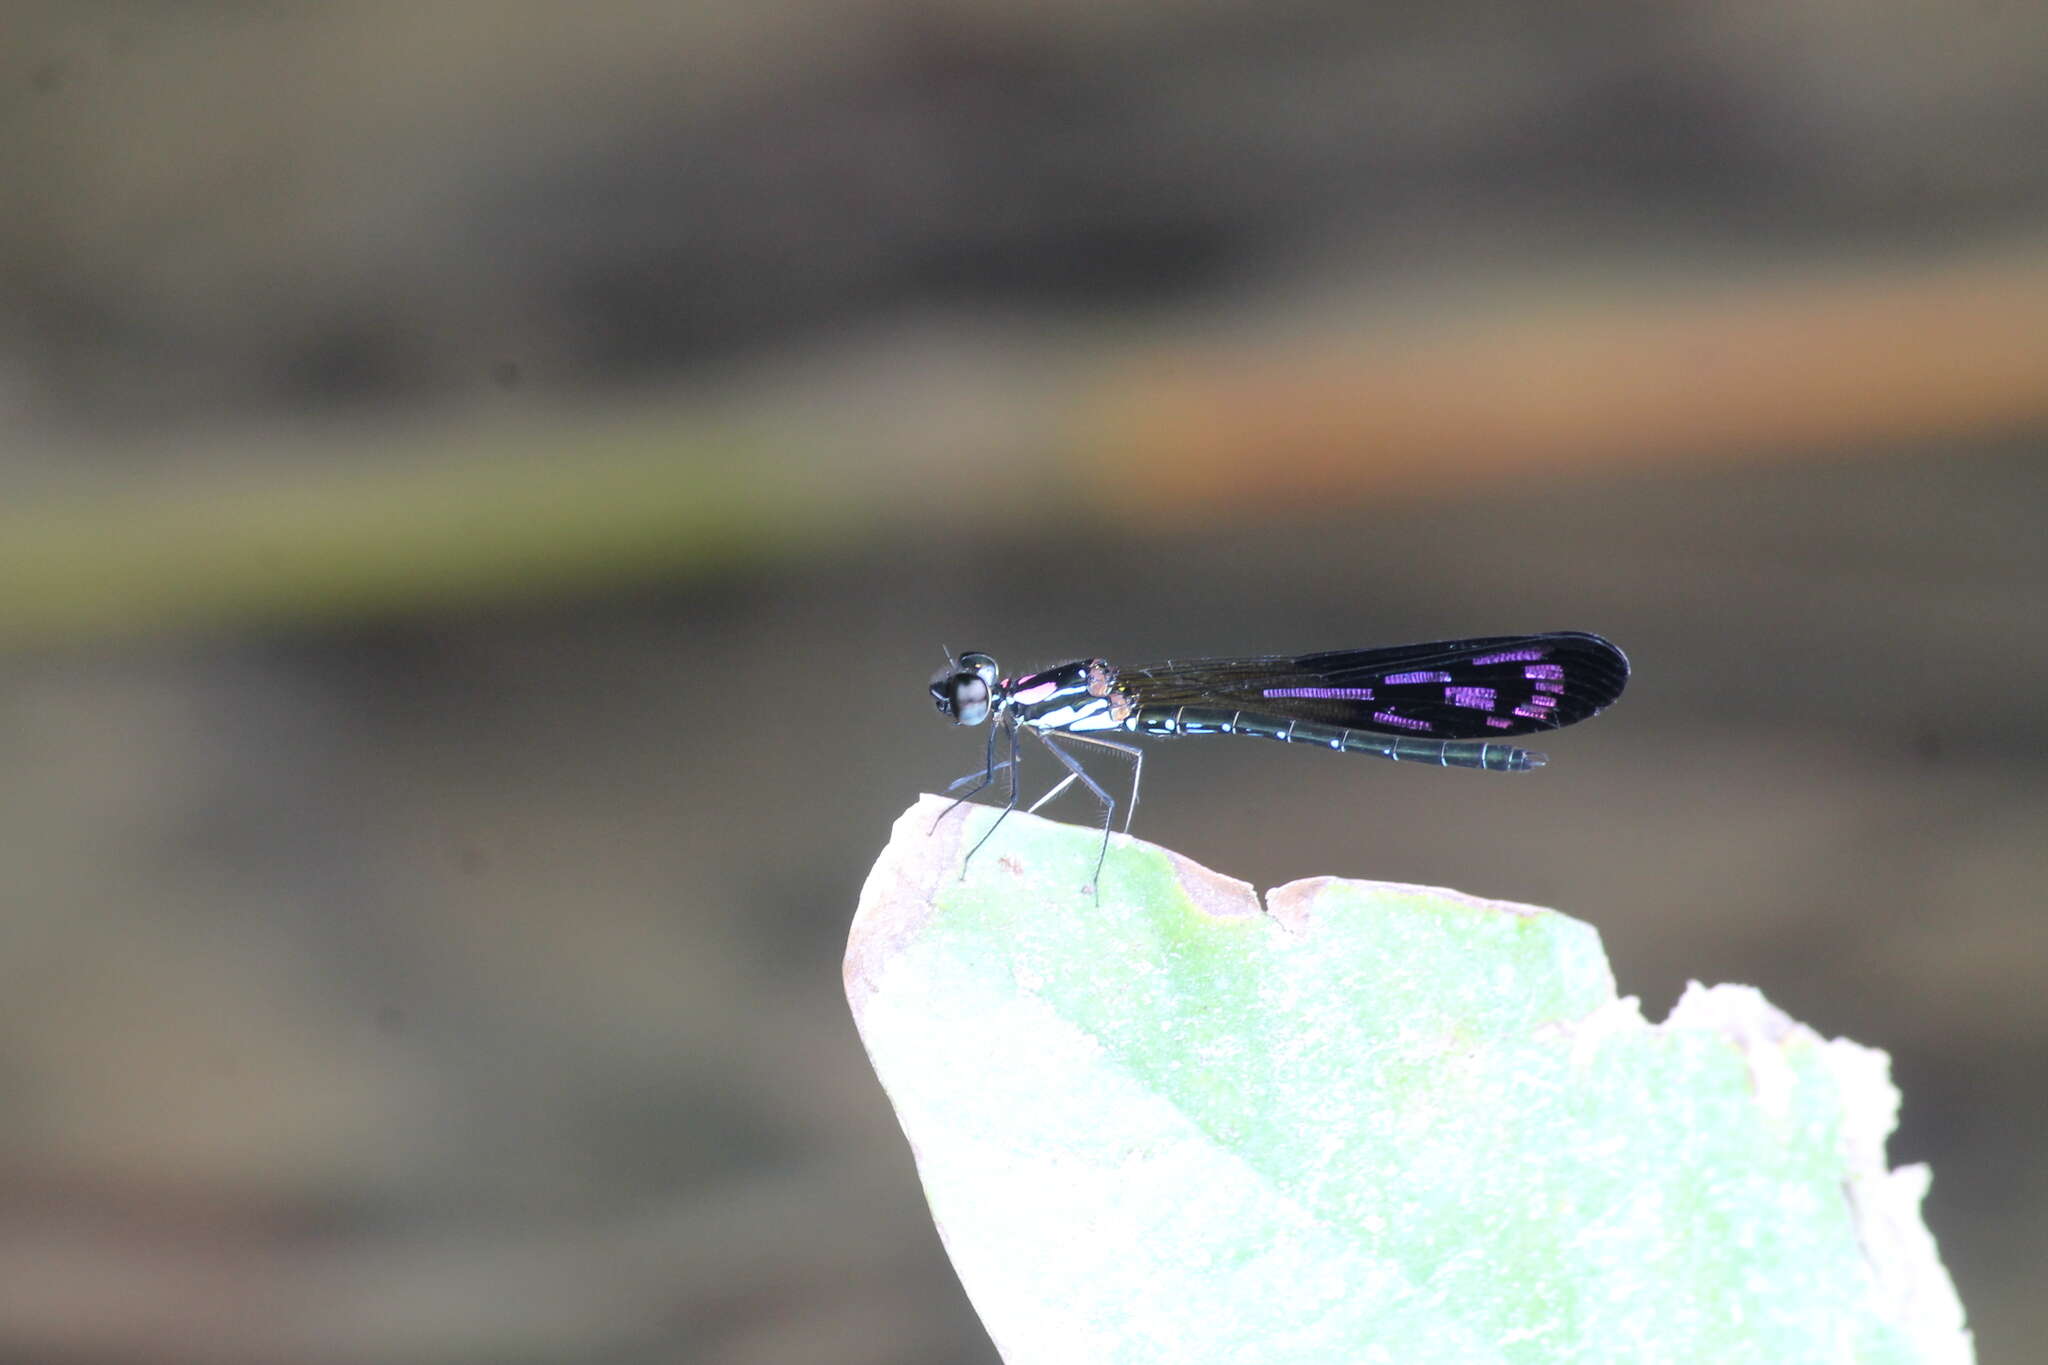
xmin=930 ymin=632 xmax=1628 ymax=890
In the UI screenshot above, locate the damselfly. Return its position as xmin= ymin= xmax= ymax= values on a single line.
xmin=930 ymin=632 xmax=1628 ymax=890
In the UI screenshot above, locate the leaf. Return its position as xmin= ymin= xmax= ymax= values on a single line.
xmin=846 ymin=797 xmax=1971 ymax=1364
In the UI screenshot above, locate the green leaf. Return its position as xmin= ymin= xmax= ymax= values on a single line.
xmin=846 ymin=797 xmax=1971 ymax=1364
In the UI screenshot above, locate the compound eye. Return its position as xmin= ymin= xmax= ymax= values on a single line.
xmin=959 ymin=653 xmax=1000 ymax=690
xmin=950 ymin=675 xmax=991 ymax=726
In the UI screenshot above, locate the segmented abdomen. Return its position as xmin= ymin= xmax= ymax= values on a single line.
xmin=1131 ymin=706 xmax=1541 ymax=771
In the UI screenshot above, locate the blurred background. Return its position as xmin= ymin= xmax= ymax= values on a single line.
xmin=2 ymin=2 xmax=2044 ymax=1361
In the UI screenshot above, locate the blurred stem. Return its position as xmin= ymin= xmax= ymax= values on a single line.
xmin=1090 ymin=238 xmax=2048 ymax=516
xmin=5 ymin=239 xmax=2047 ymax=648
xmin=0 ymin=425 xmax=868 ymax=646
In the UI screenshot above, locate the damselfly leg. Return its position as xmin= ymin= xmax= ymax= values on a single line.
xmin=1028 ymin=736 xmax=1142 ymax=821
xmin=959 ymin=716 xmax=1024 ymax=871
xmin=1033 ymin=730 xmax=1143 ymax=894
xmin=934 ymin=718 xmax=1006 ymax=834
xmin=1060 ymin=732 xmax=1144 ymax=836
xmin=948 ymin=760 xmax=1013 ymax=793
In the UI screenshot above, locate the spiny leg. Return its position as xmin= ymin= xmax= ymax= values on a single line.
xmin=1026 ymin=737 xmax=1141 ymax=825
xmin=1034 ymin=730 xmax=1119 ymax=896
xmin=1026 ymin=772 xmax=1078 ymax=814
xmin=933 ymin=719 xmax=1004 ymax=834
xmin=947 ymin=759 xmax=1013 ymax=793
xmin=1053 ymin=732 xmax=1145 ymax=835
xmin=960 ymin=716 xmax=1023 ymax=874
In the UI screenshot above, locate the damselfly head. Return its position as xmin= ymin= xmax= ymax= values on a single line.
xmin=930 ymin=652 xmax=999 ymax=726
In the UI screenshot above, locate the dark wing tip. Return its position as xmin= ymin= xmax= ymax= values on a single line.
xmin=1544 ymin=632 xmax=1630 ymax=711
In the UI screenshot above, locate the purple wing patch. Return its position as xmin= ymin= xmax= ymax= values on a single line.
xmin=1264 ymin=686 xmax=1375 ymax=701
xmin=1126 ymin=631 xmax=1626 ymax=742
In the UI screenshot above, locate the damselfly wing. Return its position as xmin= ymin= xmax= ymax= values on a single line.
xmin=1122 ymin=632 xmax=1628 ymax=742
